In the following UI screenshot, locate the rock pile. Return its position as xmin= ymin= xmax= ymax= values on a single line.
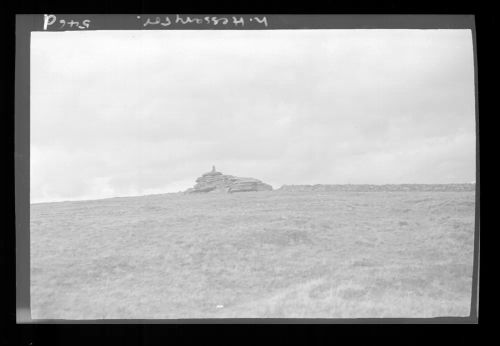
xmin=277 ymin=184 xmax=476 ymax=192
xmin=185 ymin=166 xmax=273 ymax=194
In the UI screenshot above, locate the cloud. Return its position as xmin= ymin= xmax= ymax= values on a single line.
xmin=30 ymin=29 xmax=476 ymax=203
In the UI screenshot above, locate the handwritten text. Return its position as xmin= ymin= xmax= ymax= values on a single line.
xmin=43 ymin=14 xmax=91 ymax=30
xmin=140 ymin=15 xmax=268 ymax=28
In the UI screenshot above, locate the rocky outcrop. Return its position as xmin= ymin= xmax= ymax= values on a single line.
xmin=276 ymin=184 xmax=476 ymax=192
xmin=228 ymin=178 xmax=273 ymax=193
xmin=185 ymin=166 xmax=273 ymax=194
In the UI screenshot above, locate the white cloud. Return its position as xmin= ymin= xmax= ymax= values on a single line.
xmin=30 ymin=29 xmax=476 ymax=203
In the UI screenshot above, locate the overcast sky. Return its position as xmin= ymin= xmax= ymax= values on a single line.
xmin=31 ymin=29 xmax=476 ymax=203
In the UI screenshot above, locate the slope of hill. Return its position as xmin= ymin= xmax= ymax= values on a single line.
xmin=30 ymin=189 xmax=476 ymax=319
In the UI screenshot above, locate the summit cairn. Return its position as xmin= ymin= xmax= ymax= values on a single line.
xmin=185 ymin=166 xmax=273 ymax=194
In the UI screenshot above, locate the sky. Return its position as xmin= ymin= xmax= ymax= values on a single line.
xmin=31 ymin=29 xmax=476 ymax=203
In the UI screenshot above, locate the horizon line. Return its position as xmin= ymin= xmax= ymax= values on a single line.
xmin=30 ymin=182 xmax=476 ymax=205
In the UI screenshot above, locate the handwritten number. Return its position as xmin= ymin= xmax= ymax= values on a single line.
xmin=43 ymin=14 xmax=91 ymax=30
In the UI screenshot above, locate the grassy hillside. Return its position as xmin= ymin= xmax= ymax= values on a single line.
xmin=30 ymin=190 xmax=476 ymax=319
